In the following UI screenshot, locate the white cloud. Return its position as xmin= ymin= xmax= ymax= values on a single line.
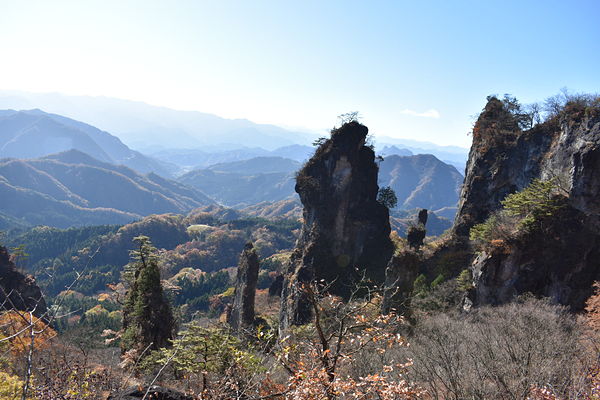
xmin=400 ymin=108 xmax=441 ymax=119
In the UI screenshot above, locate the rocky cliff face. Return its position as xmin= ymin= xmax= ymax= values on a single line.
xmin=0 ymin=246 xmax=47 ymax=318
xmin=456 ymin=97 xmax=600 ymax=309
xmin=280 ymin=121 xmax=393 ymax=329
xmin=229 ymin=242 xmax=260 ymax=331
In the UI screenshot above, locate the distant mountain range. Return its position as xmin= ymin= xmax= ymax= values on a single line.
xmin=0 ymin=102 xmax=464 ymax=228
xmin=152 ymin=144 xmax=314 ymax=172
xmin=0 ymin=109 xmax=177 ymax=177
xmin=0 ymin=91 xmax=317 ymax=151
xmin=376 ymin=136 xmax=468 ymax=172
xmin=178 ymin=157 xmax=299 ymax=207
xmin=0 ymin=150 xmax=214 ymax=228
xmin=378 ymin=154 xmax=463 ymax=211
xmin=0 ymin=91 xmax=468 ymax=169
xmin=178 ymin=153 xmax=463 ymax=213
xmin=380 ymin=145 xmax=413 ymax=157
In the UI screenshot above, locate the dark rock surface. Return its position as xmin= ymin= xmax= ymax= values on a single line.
xmin=107 ymin=386 xmax=194 ymax=400
xmin=471 ymin=203 xmax=600 ymax=310
xmin=268 ymin=273 xmax=284 ymax=297
xmin=381 ymin=249 xmax=421 ymax=315
xmin=0 ymin=246 xmax=47 ymax=318
xmin=406 ymin=209 xmax=428 ymax=250
xmin=455 ymin=97 xmax=600 ymax=309
xmin=229 ymin=242 xmax=260 ymax=331
xmin=382 ymin=210 xmax=429 ymax=314
xmin=280 ymin=121 xmax=393 ymax=330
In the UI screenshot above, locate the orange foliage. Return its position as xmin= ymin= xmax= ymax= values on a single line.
xmin=0 ymin=311 xmax=55 ymax=354
xmin=585 ymin=282 xmax=600 ymax=332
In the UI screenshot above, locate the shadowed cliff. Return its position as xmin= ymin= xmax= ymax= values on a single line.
xmin=280 ymin=121 xmax=393 ymax=330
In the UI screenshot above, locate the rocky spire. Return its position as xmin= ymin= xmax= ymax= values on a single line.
xmin=0 ymin=246 xmax=47 ymax=319
xmin=406 ymin=209 xmax=428 ymax=250
xmin=229 ymin=242 xmax=260 ymax=332
xmin=280 ymin=121 xmax=393 ymax=330
xmin=453 ymin=97 xmax=541 ymax=237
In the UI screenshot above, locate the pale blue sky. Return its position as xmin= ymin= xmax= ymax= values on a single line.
xmin=0 ymin=0 xmax=598 ymax=147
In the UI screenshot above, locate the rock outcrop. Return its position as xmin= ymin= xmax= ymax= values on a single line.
xmin=406 ymin=209 xmax=428 ymax=249
xmin=381 ymin=251 xmax=421 ymax=315
xmin=0 ymin=246 xmax=47 ymax=318
xmin=455 ymin=96 xmax=600 ymax=310
xmin=229 ymin=242 xmax=260 ymax=331
xmin=382 ymin=209 xmax=428 ymax=314
xmin=280 ymin=121 xmax=393 ymax=330
xmin=471 ymin=204 xmax=600 ymax=309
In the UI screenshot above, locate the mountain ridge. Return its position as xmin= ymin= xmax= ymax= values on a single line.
xmin=0 ymin=109 xmax=177 ymax=177
xmin=0 ymin=91 xmax=318 ymax=151
xmin=0 ymin=149 xmax=214 ymax=228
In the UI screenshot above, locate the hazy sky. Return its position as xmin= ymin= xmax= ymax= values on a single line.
xmin=1 ymin=0 xmax=598 ymax=147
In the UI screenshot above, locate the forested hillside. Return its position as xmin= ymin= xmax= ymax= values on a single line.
xmin=0 ymin=150 xmax=214 ymax=228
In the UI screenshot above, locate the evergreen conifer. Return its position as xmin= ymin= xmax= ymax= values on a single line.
xmin=121 ymin=236 xmax=174 ymax=357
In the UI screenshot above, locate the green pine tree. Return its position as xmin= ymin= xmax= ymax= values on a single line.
xmin=121 ymin=236 xmax=174 ymax=357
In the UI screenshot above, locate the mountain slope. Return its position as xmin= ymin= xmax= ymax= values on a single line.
xmin=0 ymin=175 xmax=138 ymax=227
xmin=0 ymin=109 xmax=177 ymax=177
xmin=377 ymin=135 xmax=469 ymax=169
xmin=152 ymin=146 xmax=313 ymax=171
xmin=0 ymin=150 xmax=214 ymax=228
xmin=179 ymin=168 xmax=296 ymax=208
xmin=378 ymin=154 xmax=463 ymax=211
xmin=207 ymin=157 xmax=301 ymax=174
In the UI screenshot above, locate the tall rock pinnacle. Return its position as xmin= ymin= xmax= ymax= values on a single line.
xmin=229 ymin=242 xmax=260 ymax=332
xmin=280 ymin=121 xmax=393 ymax=330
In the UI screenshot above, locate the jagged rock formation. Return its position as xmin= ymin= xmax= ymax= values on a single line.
xmin=406 ymin=209 xmax=428 ymax=249
xmin=454 ymin=97 xmax=547 ymax=236
xmin=382 ymin=210 xmax=429 ymax=314
xmin=280 ymin=121 xmax=393 ymax=329
xmin=381 ymin=249 xmax=421 ymax=315
xmin=417 ymin=208 xmax=428 ymax=225
xmin=455 ymin=96 xmax=600 ymax=310
xmin=229 ymin=242 xmax=260 ymax=331
xmin=471 ymin=204 xmax=600 ymax=309
xmin=0 ymin=246 xmax=47 ymax=318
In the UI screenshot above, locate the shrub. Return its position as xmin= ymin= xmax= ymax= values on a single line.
xmin=280 ymin=282 xmax=422 ymax=400
xmin=470 ymin=179 xmax=565 ymax=249
xmin=430 ymin=274 xmax=445 ymax=289
xmin=411 ymin=279 xmax=465 ymax=315
xmin=0 ymin=371 xmax=24 ymax=399
xmin=412 ymin=274 xmax=428 ymax=297
xmin=141 ymin=323 xmax=262 ymax=396
xmin=377 ymin=186 xmax=398 ymax=209
xmin=455 ymin=269 xmax=473 ymax=292
xmin=500 ymin=178 xmax=565 ymax=230
xmin=408 ymin=298 xmax=592 ymax=399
